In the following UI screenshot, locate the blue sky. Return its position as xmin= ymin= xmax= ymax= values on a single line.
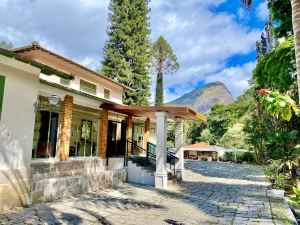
xmin=0 ymin=0 xmax=269 ymax=101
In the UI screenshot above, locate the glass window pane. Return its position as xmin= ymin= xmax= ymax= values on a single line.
xmin=80 ymin=80 xmax=96 ymax=95
xmin=104 ymin=89 xmax=110 ymax=100
xmin=32 ymin=111 xmax=59 ymax=159
xmin=60 ymin=78 xmax=70 ymax=86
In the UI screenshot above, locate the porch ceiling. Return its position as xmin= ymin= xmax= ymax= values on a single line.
xmin=100 ymin=104 xmax=206 ymax=121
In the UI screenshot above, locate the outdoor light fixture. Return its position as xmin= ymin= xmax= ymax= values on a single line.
xmin=48 ymin=95 xmax=61 ymax=106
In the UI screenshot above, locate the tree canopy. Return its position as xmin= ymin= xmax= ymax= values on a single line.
xmin=102 ymin=0 xmax=151 ymax=106
xmin=151 ymin=36 xmax=179 ymax=106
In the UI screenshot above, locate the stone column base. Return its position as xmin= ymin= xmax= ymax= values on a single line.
xmin=175 ymin=169 xmax=185 ymax=180
xmin=155 ymin=172 xmax=168 ymax=189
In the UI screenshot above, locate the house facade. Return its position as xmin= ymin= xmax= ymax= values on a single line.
xmin=0 ymin=42 xmax=205 ymax=211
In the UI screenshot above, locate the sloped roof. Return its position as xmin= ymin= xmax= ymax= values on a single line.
xmin=0 ymin=47 xmax=73 ymax=80
xmin=13 ymin=42 xmax=134 ymax=92
xmin=186 ymin=142 xmax=212 ymax=149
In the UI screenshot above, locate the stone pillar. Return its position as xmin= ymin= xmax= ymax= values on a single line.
xmin=59 ymin=95 xmax=73 ymax=161
xmin=174 ymin=118 xmax=184 ymax=179
xmin=144 ymin=117 xmax=150 ymax=149
xmin=99 ymin=109 xmax=108 ymax=159
xmin=126 ymin=115 xmax=133 ymax=156
xmin=155 ymin=112 xmax=168 ymax=189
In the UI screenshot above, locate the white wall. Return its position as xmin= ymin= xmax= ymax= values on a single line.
xmin=107 ymin=157 xmax=125 ymax=170
xmin=40 ymin=74 xmax=124 ymax=104
xmin=0 ymin=55 xmax=40 ymax=171
xmin=127 ymin=161 xmax=154 ymax=185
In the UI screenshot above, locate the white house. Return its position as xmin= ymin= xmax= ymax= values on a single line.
xmin=0 ymin=42 xmax=205 ymax=211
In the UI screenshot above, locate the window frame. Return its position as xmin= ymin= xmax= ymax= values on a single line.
xmin=104 ymin=88 xmax=111 ymax=100
xmin=79 ymin=79 xmax=97 ymax=95
xmin=60 ymin=77 xmax=70 ymax=86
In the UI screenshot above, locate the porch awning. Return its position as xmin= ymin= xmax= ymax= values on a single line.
xmin=100 ymin=104 xmax=206 ymax=121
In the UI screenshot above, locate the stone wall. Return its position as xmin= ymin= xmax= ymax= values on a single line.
xmin=30 ymin=159 xmax=127 ymax=205
xmin=0 ymin=159 xmax=127 ymax=211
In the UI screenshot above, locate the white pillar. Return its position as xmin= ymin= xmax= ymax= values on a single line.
xmin=174 ymin=118 xmax=184 ymax=179
xmin=155 ymin=111 xmax=168 ymax=189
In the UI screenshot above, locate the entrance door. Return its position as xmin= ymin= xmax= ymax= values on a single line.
xmin=106 ymin=121 xmax=127 ymax=157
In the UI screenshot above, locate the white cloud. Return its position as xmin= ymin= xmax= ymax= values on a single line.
xmin=0 ymin=0 xmax=108 ymax=67
xmin=150 ymin=1 xmax=260 ymax=101
xmin=256 ymin=1 xmax=269 ymax=21
xmin=0 ymin=0 xmax=261 ymax=102
xmin=205 ymin=61 xmax=256 ymax=99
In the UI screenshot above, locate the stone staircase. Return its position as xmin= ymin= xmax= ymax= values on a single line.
xmin=127 ymin=159 xmax=155 ymax=186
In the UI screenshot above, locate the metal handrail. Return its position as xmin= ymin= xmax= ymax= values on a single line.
xmin=125 ymin=140 xmax=156 ymax=166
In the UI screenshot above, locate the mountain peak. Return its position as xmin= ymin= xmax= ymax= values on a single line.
xmin=166 ymin=82 xmax=233 ymax=114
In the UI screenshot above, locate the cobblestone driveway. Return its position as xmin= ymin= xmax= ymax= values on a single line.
xmin=0 ymin=162 xmax=293 ymax=225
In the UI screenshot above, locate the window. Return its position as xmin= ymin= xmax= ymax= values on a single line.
xmin=80 ymin=80 xmax=96 ymax=95
xmin=32 ymin=111 xmax=59 ymax=159
xmin=0 ymin=75 xmax=5 ymax=121
xmin=104 ymin=89 xmax=110 ymax=100
xmin=69 ymin=114 xmax=99 ymax=157
xmin=60 ymin=78 xmax=70 ymax=86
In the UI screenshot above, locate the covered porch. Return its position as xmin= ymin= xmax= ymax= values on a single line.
xmin=100 ymin=104 xmax=206 ymax=188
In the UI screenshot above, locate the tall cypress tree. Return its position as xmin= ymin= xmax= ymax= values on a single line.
xmin=102 ymin=0 xmax=151 ymax=106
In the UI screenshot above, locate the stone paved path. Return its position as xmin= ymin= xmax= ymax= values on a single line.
xmin=0 ymin=161 xmax=291 ymax=225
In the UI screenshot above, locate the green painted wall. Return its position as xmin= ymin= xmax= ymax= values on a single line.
xmin=0 ymin=75 xmax=5 ymax=121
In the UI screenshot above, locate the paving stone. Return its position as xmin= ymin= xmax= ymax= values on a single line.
xmin=0 ymin=161 xmax=282 ymax=225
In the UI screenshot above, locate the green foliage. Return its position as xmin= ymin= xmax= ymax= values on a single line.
xmin=0 ymin=40 xmax=13 ymax=49
xmin=219 ymin=123 xmax=251 ymax=149
xmin=263 ymin=160 xmax=287 ymax=189
xmin=152 ymin=36 xmax=179 ymax=106
xmin=259 ymin=90 xmax=300 ymax=121
xmin=225 ymin=152 xmax=255 ymax=163
xmin=290 ymin=187 xmax=300 ymax=205
xmin=207 ymin=88 xmax=255 ymax=145
xmin=186 ymin=121 xmax=207 ymax=144
xmin=268 ymin=0 xmax=293 ymax=38
xmin=256 ymin=16 xmax=278 ymax=61
xmin=199 ymin=128 xmax=213 ymax=144
xmin=102 ymin=0 xmax=151 ymax=106
xmin=253 ymin=36 xmax=296 ymax=92
xmin=167 ymin=121 xmax=175 ymax=145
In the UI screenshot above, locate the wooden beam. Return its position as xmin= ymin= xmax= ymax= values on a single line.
xmin=144 ymin=117 xmax=150 ymax=149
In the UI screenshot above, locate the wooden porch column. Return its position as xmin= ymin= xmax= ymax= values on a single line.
xmin=59 ymin=95 xmax=73 ymax=161
xmin=144 ymin=117 xmax=150 ymax=149
xmin=126 ymin=115 xmax=133 ymax=156
xmin=99 ymin=109 xmax=108 ymax=159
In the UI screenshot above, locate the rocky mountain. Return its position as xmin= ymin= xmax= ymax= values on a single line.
xmin=166 ymin=81 xmax=234 ymax=114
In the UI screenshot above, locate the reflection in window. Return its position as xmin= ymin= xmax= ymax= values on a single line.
xmin=32 ymin=111 xmax=59 ymax=159
xmin=80 ymin=80 xmax=97 ymax=95
xmin=69 ymin=114 xmax=99 ymax=157
xmin=104 ymin=89 xmax=110 ymax=100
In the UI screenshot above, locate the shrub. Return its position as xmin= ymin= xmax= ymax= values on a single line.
xmin=224 ymin=151 xmax=255 ymax=163
xmin=263 ymin=160 xmax=287 ymax=189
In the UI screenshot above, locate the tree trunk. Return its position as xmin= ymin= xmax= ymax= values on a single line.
xmin=155 ymin=72 xmax=163 ymax=106
xmin=291 ymin=0 xmax=300 ymax=104
xmin=291 ymin=0 xmax=300 ymax=187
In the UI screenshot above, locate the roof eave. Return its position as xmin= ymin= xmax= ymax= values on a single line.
xmin=13 ymin=44 xmax=134 ymax=92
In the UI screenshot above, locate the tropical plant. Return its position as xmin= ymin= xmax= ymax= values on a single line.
xmin=290 ymin=186 xmax=300 ymax=205
xmin=257 ymin=89 xmax=300 ymax=121
xmin=151 ymin=36 xmax=179 ymax=106
xmin=264 ymin=160 xmax=287 ymax=189
xmin=241 ymin=0 xmax=300 ymax=104
xmin=102 ymin=0 xmax=151 ymax=106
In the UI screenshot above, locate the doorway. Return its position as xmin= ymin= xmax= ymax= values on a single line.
xmin=106 ymin=120 xmax=127 ymax=157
